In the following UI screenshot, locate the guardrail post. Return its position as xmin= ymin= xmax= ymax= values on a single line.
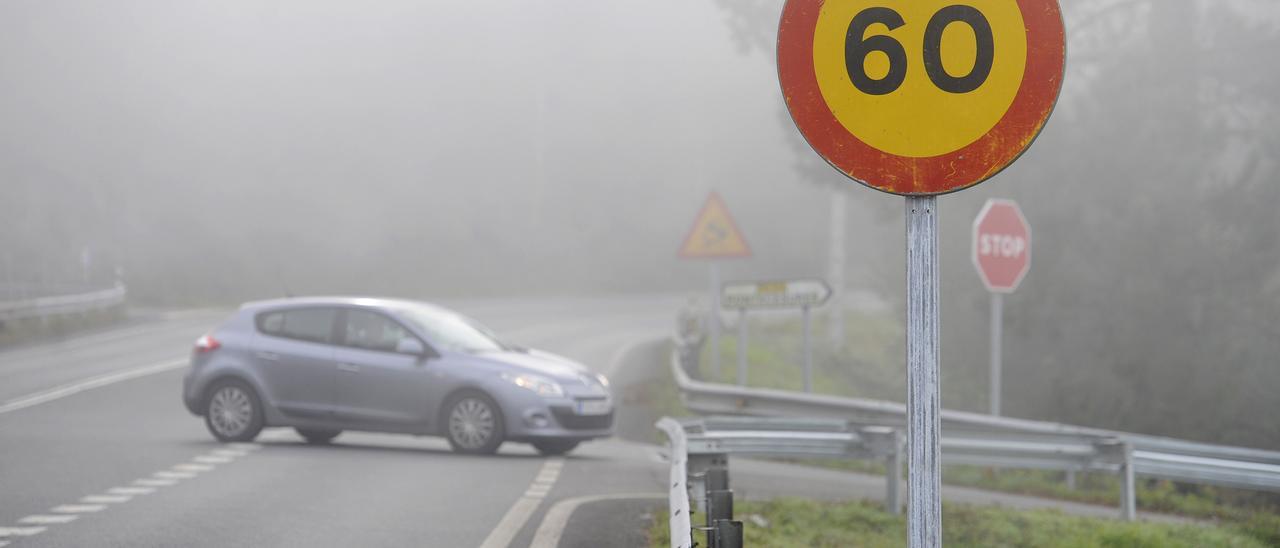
xmin=688 ymin=453 xmax=727 ymax=516
xmin=712 ymin=519 xmax=743 ymax=548
xmin=1119 ymin=443 xmax=1136 ymax=521
xmin=887 ymin=429 xmax=904 ymax=515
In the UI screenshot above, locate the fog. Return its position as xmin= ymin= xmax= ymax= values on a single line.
xmin=3 ymin=0 xmax=1280 ymax=447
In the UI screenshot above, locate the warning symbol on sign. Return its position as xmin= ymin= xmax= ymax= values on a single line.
xmin=678 ymin=192 xmax=752 ymax=259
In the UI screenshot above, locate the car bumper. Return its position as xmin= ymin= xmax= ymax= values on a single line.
xmin=500 ymin=395 xmax=615 ymax=442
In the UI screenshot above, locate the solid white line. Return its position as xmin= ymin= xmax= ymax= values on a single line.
xmin=81 ymin=495 xmax=130 ymax=504
xmin=0 ymin=526 xmax=46 ymax=537
xmin=529 ymin=493 xmax=664 ymax=548
xmin=18 ymin=515 xmax=77 ymax=525
xmin=477 ymin=458 xmax=566 ymax=548
xmin=50 ymin=504 xmax=105 ymax=514
xmin=0 ymin=358 xmax=186 ymax=415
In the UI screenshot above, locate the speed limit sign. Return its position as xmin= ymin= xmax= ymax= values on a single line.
xmin=778 ymin=2 xmax=1064 ymax=546
xmin=779 ymin=0 xmax=1065 ymax=195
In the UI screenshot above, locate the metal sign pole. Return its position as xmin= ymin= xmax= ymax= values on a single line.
xmin=709 ymin=263 xmax=722 ymax=378
xmin=905 ymin=196 xmax=941 ymax=548
xmin=802 ymin=304 xmax=813 ymax=393
xmin=989 ymin=292 xmax=1004 ymax=416
xmin=737 ymin=307 xmax=748 ymax=386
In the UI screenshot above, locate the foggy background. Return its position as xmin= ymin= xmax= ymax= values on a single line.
xmin=3 ymin=0 xmax=1279 ymax=449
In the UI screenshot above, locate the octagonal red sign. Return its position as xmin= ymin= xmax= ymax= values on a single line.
xmin=972 ymin=199 xmax=1031 ymax=293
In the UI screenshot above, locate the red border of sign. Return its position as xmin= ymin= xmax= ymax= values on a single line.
xmin=678 ymin=192 xmax=753 ymax=259
xmin=778 ymin=0 xmax=1065 ymax=196
xmin=971 ymin=199 xmax=1032 ymax=293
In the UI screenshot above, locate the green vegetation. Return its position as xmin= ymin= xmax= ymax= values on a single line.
xmin=648 ymin=498 xmax=1269 ymax=548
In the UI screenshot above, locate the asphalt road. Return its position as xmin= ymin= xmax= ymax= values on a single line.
xmin=0 ymin=294 xmax=1173 ymax=548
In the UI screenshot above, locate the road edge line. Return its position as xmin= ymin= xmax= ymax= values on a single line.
xmin=0 ymin=358 xmax=186 ymax=415
xmin=529 ymin=492 xmax=664 ymax=548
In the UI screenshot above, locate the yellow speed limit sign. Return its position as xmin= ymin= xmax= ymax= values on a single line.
xmin=779 ymin=0 xmax=1065 ymax=195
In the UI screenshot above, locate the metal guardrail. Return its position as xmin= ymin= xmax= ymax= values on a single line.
xmin=669 ymin=338 xmax=1280 ymax=521
xmin=0 ymin=283 xmax=126 ymax=323
xmin=656 ymin=418 xmax=695 ymax=548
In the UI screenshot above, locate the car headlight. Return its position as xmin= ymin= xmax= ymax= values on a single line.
xmin=594 ymin=373 xmax=610 ymax=388
xmin=501 ymin=373 xmax=564 ymax=397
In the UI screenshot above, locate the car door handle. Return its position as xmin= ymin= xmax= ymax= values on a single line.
xmin=255 ymin=351 xmax=280 ymax=362
xmin=337 ymin=363 xmax=361 ymax=373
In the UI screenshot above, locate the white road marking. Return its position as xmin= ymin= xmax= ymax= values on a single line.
xmin=108 ymin=487 xmax=155 ymax=496
xmin=0 ymin=540 xmax=9 ymax=546
xmin=173 ymin=463 xmax=215 ymax=472
xmin=529 ymin=493 xmax=664 ymax=548
xmin=18 ymin=515 xmax=77 ymax=525
xmin=478 ymin=458 xmax=565 ymax=548
xmin=81 ymin=495 xmax=131 ymax=504
xmin=0 ymin=526 xmax=46 ymax=537
xmin=134 ymin=478 xmax=178 ymax=487
xmin=153 ymin=471 xmax=196 ymax=480
xmin=0 ymin=358 xmax=186 ymax=415
xmin=194 ymin=455 xmax=234 ymax=464
xmin=228 ymin=442 xmax=262 ymax=451
xmin=50 ymin=504 xmax=105 ymax=514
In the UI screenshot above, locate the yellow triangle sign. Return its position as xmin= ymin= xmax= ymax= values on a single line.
xmin=678 ymin=192 xmax=752 ymax=259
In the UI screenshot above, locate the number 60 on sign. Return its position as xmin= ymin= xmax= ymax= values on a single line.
xmin=779 ymin=0 xmax=1065 ymax=195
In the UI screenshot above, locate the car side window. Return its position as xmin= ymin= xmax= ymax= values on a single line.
xmin=343 ymin=309 xmax=413 ymax=352
xmin=256 ymin=308 xmax=336 ymax=344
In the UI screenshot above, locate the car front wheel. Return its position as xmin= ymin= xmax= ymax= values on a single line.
xmin=204 ymin=380 xmax=264 ymax=443
xmin=445 ymin=392 xmax=505 ymax=455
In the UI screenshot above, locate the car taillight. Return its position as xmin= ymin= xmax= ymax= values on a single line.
xmin=194 ymin=334 xmax=221 ymax=353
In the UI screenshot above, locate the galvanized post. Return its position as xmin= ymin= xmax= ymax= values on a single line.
xmin=737 ymin=307 xmax=748 ymax=386
xmin=1119 ymin=443 xmax=1136 ymax=521
xmin=709 ymin=263 xmax=722 ymax=378
xmin=989 ymin=291 xmax=1003 ymax=416
xmin=1065 ymin=469 xmax=1077 ymax=491
xmin=802 ymin=304 xmax=813 ymax=393
xmin=906 ymin=196 xmax=942 ymax=548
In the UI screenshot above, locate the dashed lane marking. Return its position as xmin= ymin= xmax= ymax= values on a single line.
xmin=134 ymin=478 xmax=178 ymax=487
xmin=81 ymin=495 xmax=131 ymax=504
xmin=0 ymin=444 xmax=261 ymax=543
xmin=478 ymin=457 xmax=565 ymax=548
xmin=18 ymin=515 xmax=78 ymax=525
xmin=0 ymin=526 xmax=46 ymax=537
xmin=108 ymin=487 xmax=155 ymax=496
xmin=50 ymin=505 xmax=105 ymax=514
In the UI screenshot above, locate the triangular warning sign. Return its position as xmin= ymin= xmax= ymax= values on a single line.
xmin=678 ymin=192 xmax=752 ymax=259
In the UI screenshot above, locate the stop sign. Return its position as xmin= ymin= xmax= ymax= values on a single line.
xmin=972 ymin=199 xmax=1031 ymax=293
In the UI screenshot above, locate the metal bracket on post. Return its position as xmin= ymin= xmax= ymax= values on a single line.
xmin=861 ymin=426 xmax=904 ymax=515
xmin=687 ymin=453 xmax=728 ymax=517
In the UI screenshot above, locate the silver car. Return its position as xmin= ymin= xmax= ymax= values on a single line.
xmin=182 ymin=297 xmax=613 ymax=455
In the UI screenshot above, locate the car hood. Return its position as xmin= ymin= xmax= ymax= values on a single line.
xmin=470 ymin=349 xmax=590 ymax=381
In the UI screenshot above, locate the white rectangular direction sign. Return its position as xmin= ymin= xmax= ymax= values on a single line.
xmin=721 ymin=279 xmax=831 ymax=309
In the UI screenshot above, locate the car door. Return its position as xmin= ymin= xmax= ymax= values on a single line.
xmin=251 ymin=307 xmax=340 ymax=420
xmin=333 ymin=308 xmax=437 ymax=430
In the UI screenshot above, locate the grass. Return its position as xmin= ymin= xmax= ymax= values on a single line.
xmin=648 ymin=498 xmax=1270 ymax=548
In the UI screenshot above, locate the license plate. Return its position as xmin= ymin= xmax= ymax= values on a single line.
xmin=575 ymin=399 xmax=611 ymax=415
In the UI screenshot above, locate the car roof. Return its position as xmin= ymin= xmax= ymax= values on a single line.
xmin=240 ymin=296 xmax=449 ymax=315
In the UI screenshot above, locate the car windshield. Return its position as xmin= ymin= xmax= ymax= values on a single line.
xmin=393 ymin=306 xmax=508 ymax=354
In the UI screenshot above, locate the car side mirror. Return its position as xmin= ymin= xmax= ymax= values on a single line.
xmin=396 ymin=338 xmax=427 ymax=357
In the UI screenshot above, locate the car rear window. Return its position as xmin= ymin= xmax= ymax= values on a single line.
xmin=256 ymin=308 xmax=336 ymax=344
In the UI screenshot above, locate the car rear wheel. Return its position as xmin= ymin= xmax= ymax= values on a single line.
xmin=445 ymin=392 xmax=505 ymax=455
xmin=531 ymin=440 xmax=579 ymax=456
xmin=296 ymin=428 xmax=341 ymax=444
xmin=204 ymin=380 xmax=264 ymax=443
